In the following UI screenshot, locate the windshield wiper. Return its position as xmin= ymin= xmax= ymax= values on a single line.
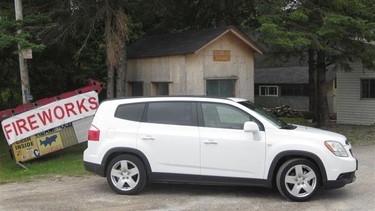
xmin=281 ymin=124 xmax=297 ymax=130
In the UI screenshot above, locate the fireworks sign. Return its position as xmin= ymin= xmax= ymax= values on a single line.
xmin=0 ymin=80 xmax=103 ymax=163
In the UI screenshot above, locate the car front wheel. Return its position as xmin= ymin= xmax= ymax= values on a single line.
xmin=106 ymin=154 xmax=146 ymax=195
xmin=276 ymin=158 xmax=320 ymax=202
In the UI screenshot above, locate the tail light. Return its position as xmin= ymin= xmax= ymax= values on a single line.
xmin=88 ymin=125 xmax=100 ymax=141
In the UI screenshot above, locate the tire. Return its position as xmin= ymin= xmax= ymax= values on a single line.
xmin=276 ymin=158 xmax=320 ymax=202
xmin=106 ymin=154 xmax=146 ymax=195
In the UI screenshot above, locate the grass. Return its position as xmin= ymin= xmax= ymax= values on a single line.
xmin=319 ymin=123 xmax=375 ymax=145
xmin=0 ymin=133 xmax=90 ymax=184
xmin=279 ymin=117 xmax=375 ymax=145
xmin=279 ymin=117 xmax=307 ymax=125
xmin=0 ymin=118 xmax=374 ymax=184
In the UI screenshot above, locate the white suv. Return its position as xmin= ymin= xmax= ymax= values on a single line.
xmin=83 ymin=96 xmax=357 ymax=201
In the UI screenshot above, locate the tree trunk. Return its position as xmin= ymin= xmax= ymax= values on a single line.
xmin=316 ymin=51 xmax=330 ymax=127
xmin=308 ymin=48 xmax=318 ymax=122
xmin=116 ymin=41 xmax=127 ymax=97
xmin=107 ymin=65 xmax=115 ymax=99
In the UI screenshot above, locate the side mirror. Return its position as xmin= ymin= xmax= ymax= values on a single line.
xmin=244 ymin=121 xmax=261 ymax=141
xmin=244 ymin=121 xmax=260 ymax=133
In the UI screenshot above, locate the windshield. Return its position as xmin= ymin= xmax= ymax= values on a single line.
xmin=238 ymin=101 xmax=295 ymax=129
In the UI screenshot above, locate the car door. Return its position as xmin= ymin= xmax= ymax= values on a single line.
xmin=137 ymin=101 xmax=200 ymax=175
xmin=199 ymin=102 xmax=266 ymax=179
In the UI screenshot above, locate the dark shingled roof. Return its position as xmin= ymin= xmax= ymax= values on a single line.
xmin=255 ymin=67 xmax=309 ymax=84
xmin=255 ymin=53 xmax=336 ymax=84
xmin=255 ymin=54 xmax=308 ymax=68
xmin=127 ymin=26 xmax=263 ymax=59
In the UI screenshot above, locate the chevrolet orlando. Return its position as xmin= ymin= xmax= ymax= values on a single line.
xmin=83 ymin=97 xmax=357 ymax=201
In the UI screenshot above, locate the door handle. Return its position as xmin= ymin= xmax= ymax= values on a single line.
xmin=204 ymin=140 xmax=218 ymax=145
xmin=141 ymin=136 xmax=155 ymax=141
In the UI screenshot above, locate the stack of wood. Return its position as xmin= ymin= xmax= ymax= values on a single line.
xmin=266 ymin=105 xmax=303 ymax=117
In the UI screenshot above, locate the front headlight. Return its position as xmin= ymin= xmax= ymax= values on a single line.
xmin=325 ymin=141 xmax=349 ymax=157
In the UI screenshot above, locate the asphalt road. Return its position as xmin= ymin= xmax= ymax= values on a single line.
xmin=0 ymin=144 xmax=374 ymax=211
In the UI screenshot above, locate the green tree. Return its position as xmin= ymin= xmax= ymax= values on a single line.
xmin=134 ymin=0 xmax=257 ymax=33
xmin=257 ymin=0 xmax=375 ymax=125
xmin=25 ymin=0 xmax=106 ymax=97
xmin=0 ymin=1 xmax=46 ymax=108
xmin=40 ymin=0 xmax=131 ymax=98
xmin=0 ymin=1 xmax=45 ymax=51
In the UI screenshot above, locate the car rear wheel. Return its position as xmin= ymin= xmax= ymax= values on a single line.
xmin=276 ymin=158 xmax=320 ymax=202
xmin=106 ymin=154 xmax=146 ymax=195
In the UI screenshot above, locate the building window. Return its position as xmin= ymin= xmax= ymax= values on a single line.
xmin=280 ymin=84 xmax=309 ymax=96
xmin=259 ymin=85 xmax=278 ymax=96
xmin=361 ymin=79 xmax=375 ymax=99
xmin=152 ymin=82 xmax=169 ymax=96
xmin=128 ymin=82 xmax=143 ymax=96
xmin=206 ymin=79 xmax=236 ymax=97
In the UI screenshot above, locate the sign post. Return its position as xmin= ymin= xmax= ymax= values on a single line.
xmin=15 ymin=0 xmax=31 ymax=104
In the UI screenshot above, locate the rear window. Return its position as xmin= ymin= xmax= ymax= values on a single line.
xmin=146 ymin=102 xmax=194 ymax=126
xmin=115 ymin=103 xmax=145 ymax=122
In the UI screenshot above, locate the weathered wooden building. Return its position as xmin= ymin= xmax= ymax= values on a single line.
xmin=126 ymin=26 xmax=263 ymax=100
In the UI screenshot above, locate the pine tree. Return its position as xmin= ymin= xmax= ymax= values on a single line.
xmin=257 ymin=0 xmax=375 ymax=125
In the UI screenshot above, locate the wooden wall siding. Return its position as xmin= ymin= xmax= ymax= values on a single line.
xmin=128 ymin=55 xmax=186 ymax=96
xmin=191 ymin=32 xmax=254 ymax=100
xmin=337 ymin=63 xmax=375 ymax=125
xmin=203 ymin=34 xmax=254 ymax=101
xmin=185 ymin=52 xmax=204 ymax=95
xmin=128 ymin=32 xmax=255 ymax=100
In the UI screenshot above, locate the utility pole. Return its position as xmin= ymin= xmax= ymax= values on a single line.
xmin=14 ymin=0 xmax=31 ymax=104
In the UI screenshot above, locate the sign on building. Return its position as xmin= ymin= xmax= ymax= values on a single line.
xmin=213 ymin=50 xmax=231 ymax=61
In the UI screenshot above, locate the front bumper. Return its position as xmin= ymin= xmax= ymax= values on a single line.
xmin=323 ymin=171 xmax=356 ymax=189
xmin=323 ymin=157 xmax=357 ymax=189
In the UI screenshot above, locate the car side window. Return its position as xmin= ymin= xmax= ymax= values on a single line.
xmin=115 ymin=103 xmax=146 ymax=122
xmin=145 ymin=102 xmax=194 ymax=126
xmin=201 ymin=103 xmax=251 ymax=129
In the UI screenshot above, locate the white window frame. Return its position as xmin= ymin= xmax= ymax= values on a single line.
xmin=259 ymin=85 xmax=279 ymax=96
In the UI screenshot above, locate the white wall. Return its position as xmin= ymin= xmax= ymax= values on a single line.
xmin=337 ymin=64 xmax=375 ymax=125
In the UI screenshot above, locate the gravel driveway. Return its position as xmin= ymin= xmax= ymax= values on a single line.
xmin=0 ymin=144 xmax=374 ymax=211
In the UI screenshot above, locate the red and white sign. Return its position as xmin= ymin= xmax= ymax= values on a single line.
xmin=1 ymin=91 xmax=99 ymax=145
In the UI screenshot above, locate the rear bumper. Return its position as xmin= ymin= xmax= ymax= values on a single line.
xmin=83 ymin=161 xmax=106 ymax=177
xmin=323 ymin=171 xmax=356 ymax=189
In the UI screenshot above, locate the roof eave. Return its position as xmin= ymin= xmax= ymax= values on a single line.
xmin=194 ymin=28 xmax=264 ymax=55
